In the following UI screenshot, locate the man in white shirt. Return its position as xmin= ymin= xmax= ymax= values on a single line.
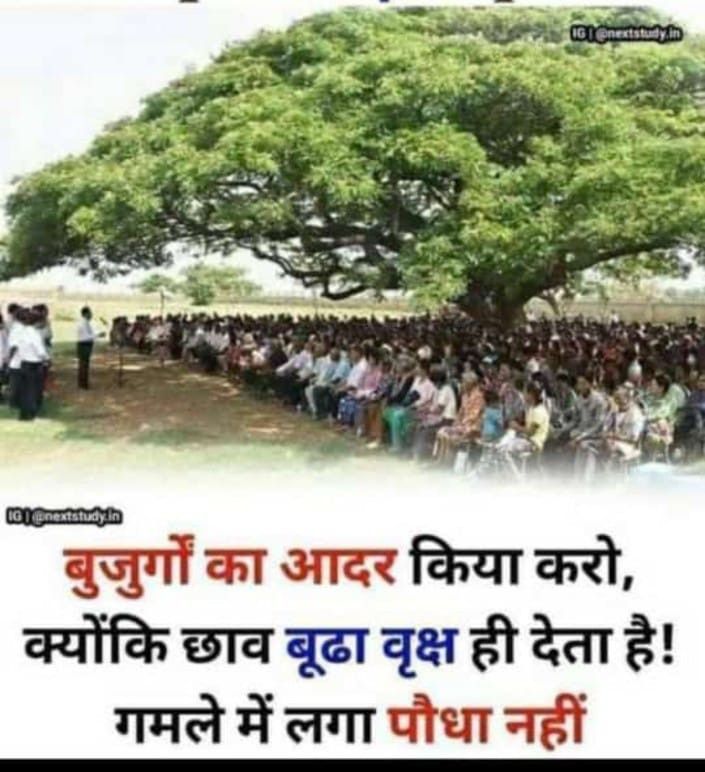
xmin=0 ymin=318 xmax=6 ymax=359
xmin=305 ymin=345 xmax=335 ymax=417
xmin=182 ymin=323 xmax=203 ymax=363
xmin=409 ymin=366 xmax=437 ymax=410
xmin=77 ymin=306 xmax=101 ymax=389
xmin=275 ymin=341 xmax=312 ymax=377
xmin=6 ymin=304 xmax=25 ymax=409
xmin=329 ymin=345 xmax=368 ymax=420
xmin=344 ymin=347 xmax=369 ymax=391
xmin=35 ymin=304 xmax=53 ymax=354
xmin=34 ymin=304 xmax=53 ymax=409
xmin=0 ymin=313 xmax=8 ymax=401
xmin=146 ymin=319 xmax=165 ymax=347
xmin=274 ymin=340 xmax=315 ymax=406
xmin=13 ymin=308 xmax=48 ymax=420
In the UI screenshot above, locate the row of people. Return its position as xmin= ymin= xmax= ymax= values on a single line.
xmin=113 ymin=312 xmax=705 ymax=477
xmin=0 ymin=304 xmax=52 ymax=421
xmin=1 ymin=303 xmax=104 ymax=422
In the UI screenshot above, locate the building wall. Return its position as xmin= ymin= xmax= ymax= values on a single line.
xmin=529 ymin=300 xmax=705 ymax=324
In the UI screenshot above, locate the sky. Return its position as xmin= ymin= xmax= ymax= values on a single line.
xmin=1 ymin=0 xmax=704 ymax=293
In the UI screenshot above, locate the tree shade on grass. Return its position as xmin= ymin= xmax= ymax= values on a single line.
xmin=4 ymin=6 xmax=705 ymax=326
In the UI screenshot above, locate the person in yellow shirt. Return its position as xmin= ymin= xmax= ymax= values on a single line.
xmin=496 ymin=383 xmax=550 ymax=456
xmin=524 ymin=384 xmax=551 ymax=453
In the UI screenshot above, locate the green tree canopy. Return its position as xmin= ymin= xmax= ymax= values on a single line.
xmin=138 ymin=272 xmax=181 ymax=295
xmin=5 ymin=6 xmax=705 ymax=325
xmin=180 ymin=264 xmax=261 ymax=305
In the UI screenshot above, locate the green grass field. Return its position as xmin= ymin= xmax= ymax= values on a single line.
xmin=1 ymin=340 xmax=421 ymax=481
xmin=0 ymin=291 xmax=417 ymax=481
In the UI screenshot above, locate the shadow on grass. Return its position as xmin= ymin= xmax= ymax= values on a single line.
xmin=128 ymin=425 xmax=358 ymax=468
xmin=1 ymin=394 xmax=105 ymax=444
xmin=5 ymin=345 xmax=389 ymax=471
xmin=56 ymin=425 xmax=108 ymax=443
xmin=132 ymin=428 xmax=217 ymax=446
xmin=5 ymin=401 xmax=362 ymax=470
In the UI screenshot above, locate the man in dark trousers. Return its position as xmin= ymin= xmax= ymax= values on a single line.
xmin=9 ymin=307 xmax=48 ymax=420
xmin=77 ymin=306 xmax=103 ymax=389
xmin=5 ymin=303 xmax=23 ymax=409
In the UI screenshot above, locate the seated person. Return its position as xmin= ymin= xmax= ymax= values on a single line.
xmin=673 ymin=372 xmax=705 ymax=455
xmin=304 ymin=345 xmax=336 ymax=418
xmin=311 ymin=349 xmax=351 ymax=420
xmin=288 ymin=341 xmax=327 ymax=411
xmin=328 ymin=345 xmax=368 ymax=421
xmin=495 ymin=382 xmax=550 ymax=458
xmin=481 ymin=389 xmax=504 ymax=442
xmin=434 ymin=370 xmax=485 ymax=463
xmin=549 ymin=371 xmax=579 ymax=443
xmin=355 ymin=357 xmax=394 ymax=439
xmin=337 ymin=349 xmax=382 ymax=427
xmin=644 ymin=373 xmax=678 ymax=455
xmin=570 ymin=374 xmax=612 ymax=481
xmin=274 ymin=340 xmax=314 ymax=405
xmin=411 ymin=365 xmax=458 ymax=460
xmin=365 ymin=358 xmax=415 ymax=447
xmin=384 ymin=360 xmax=437 ymax=453
xmin=604 ymin=385 xmax=645 ymax=464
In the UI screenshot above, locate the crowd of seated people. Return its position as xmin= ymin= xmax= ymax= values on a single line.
xmin=111 ymin=311 xmax=705 ymax=478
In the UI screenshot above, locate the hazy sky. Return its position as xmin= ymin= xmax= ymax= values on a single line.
xmin=1 ymin=0 xmax=704 ymax=291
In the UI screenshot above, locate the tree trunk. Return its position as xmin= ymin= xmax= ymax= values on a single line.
xmin=537 ymin=290 xmax=562 ymax=317
xmin=453 ymin=288 xmax=527 ymax=330
xmin=496 ymin=302 xmax=527 ymax=330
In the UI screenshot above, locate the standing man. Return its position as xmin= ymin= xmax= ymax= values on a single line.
xmin=0 ymin=313 xmax=7 ymax=403
xmin=34 ymin=304 xmax=52 ymax=409
xmin=16 ymin=307 xmax=48 ymax=421
xmin=77 ymin=306 xmax=103 ymax=389
xmin=6 ymin=304 xmax=24 ymax=410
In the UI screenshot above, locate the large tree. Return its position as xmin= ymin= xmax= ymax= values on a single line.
xmin=4 ymin=6 xmax=705 ymax=325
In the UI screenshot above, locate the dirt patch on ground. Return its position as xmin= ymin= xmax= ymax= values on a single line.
xmin=52 ymin=346 xmax=357 ymax=450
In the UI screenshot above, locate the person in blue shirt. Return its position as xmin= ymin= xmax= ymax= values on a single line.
xmin=311 ymin=348 xmax=350 ymax=419
xmin=482 ymin=389 xmax=505 ymax=442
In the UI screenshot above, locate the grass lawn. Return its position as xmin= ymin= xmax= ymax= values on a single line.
xmin=0 ymin=289 xmax=418 ymax=478
xmin=1 ymin=338 xmax=416 ymax=482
